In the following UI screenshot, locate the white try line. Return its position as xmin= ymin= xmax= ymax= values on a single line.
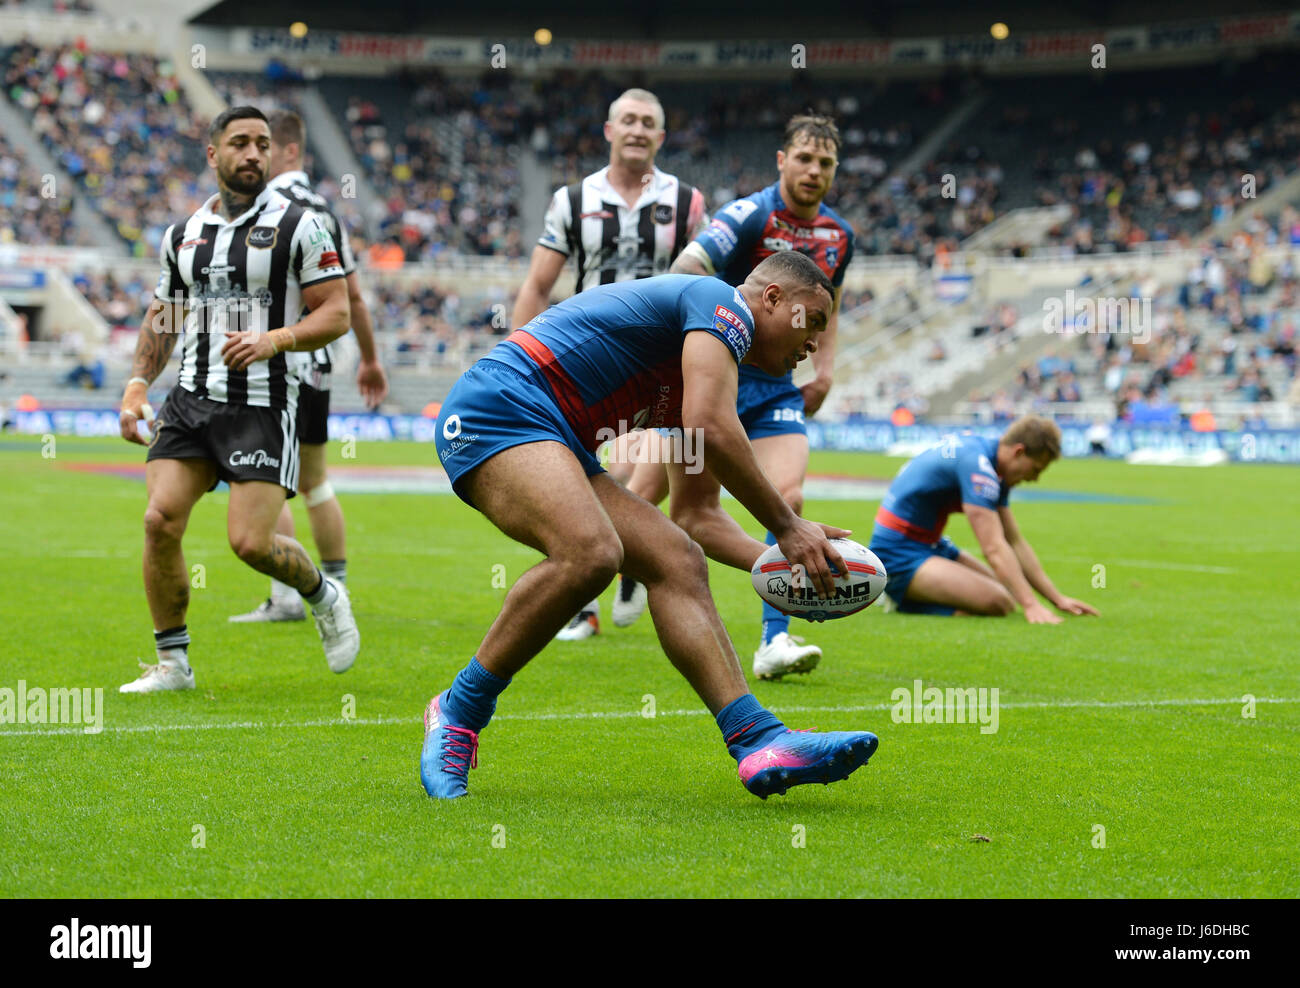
xmin=0 ymin=695 xmax=1294 ymax=738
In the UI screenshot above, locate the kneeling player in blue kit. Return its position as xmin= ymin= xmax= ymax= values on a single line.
xmin=870 ymin=416 xmax=1100 ymax=624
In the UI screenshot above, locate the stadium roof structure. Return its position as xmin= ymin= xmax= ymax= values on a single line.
xmin=189 ymin=0 xmax=1298 ymax=40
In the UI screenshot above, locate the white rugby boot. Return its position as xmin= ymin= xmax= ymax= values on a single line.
xmin=229 ymin=597 xmax=306 ymax=623
xmin=555 ymin=602 xmax=600 ymax=641
xmin=313 ymin=579 xmax=360 ymax=673
xmin=119 ymin=659 xmax=196 ymax=693
xmin=611 ymin=576 xmax=648 ymax=628
xmin=752 ymin=633 xmax=822 ymax=681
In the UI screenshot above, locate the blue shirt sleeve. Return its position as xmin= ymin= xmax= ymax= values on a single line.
xmin=680 ymin=280 xmax=754 ymax=364
xmin=693 ymin=194 xmax=765 ymax=274
xmin=957 ymin=441 xmax=1006 ymax=510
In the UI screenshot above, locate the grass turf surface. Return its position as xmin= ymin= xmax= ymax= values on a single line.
xmin=1 ymin=437 xmax=1297 ymax=897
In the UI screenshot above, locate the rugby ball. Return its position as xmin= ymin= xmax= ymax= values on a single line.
xmin=750 ymin=538 xmax=886 ymax=621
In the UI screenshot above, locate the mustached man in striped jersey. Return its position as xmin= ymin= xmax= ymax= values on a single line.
xmin=510 ymin=87 xmax=708 ymax=641
xmin=117 ymin=106 xmax=360 ymax=693
xmin=228 ymin=109 xmax=389 ymax=624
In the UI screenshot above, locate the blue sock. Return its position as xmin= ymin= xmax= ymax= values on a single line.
xmin=761 ymin=531 xmax=790 ymax=644
xmin=443 ymin=656 xmax=510 ymax=731
xmin=716 ymin=694 xmax=787 ymax=761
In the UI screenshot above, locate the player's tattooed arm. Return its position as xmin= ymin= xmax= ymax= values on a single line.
xmin=130 ymin=301 xmax=182 ymax=383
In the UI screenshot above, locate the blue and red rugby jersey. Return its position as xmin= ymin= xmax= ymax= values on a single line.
xmin=692 ymin=182 xmax=855 ymax=383
xmin=484 ymin=274 xmax=756 ymax=450
xmin=873 ymin=435 xmax=1010 ymax=545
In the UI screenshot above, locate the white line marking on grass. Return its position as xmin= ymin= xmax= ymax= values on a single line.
xmin=1 ymin=696 xmax=1296 ymax=738
xmin=1046 ymin=556 xmax=1238 ymax=574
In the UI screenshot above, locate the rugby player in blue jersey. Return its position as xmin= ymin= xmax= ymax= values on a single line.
xmin=869 ymin=416 xmax=1100 ymax=623
xmin=662 ymin=113 xmax=854 ymax=679
xmin=424 ymin=252 xmax=879 ymax=800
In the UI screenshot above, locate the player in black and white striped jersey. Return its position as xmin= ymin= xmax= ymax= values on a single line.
xmin=229 ymin=109 xmax=389 ymax=625
xmin=511 ymin=87 xmax=708 ymax=640
xmin=117 ymin=107 xmax=360 ymax=693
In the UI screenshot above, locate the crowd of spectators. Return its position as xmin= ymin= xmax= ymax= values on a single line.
xmin=0 ymin=130 xmax=85 ymax=244
xmin=341 ymin=75 xmax=525 ymax=261
xmin=965 ymin=239 xmax=1299 ymax=427
xmin=3 ymin=40 xmax=208 ymax=256
xmin=367 ymin=279 xmax=513 ymax=365
xmin=5 ymin=45 xmax=1298 ymax=270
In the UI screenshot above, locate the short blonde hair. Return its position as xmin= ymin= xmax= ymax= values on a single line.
xmin=609 ymin=88 xmax=664 ymax=130
xmin=1000 ymin=415 xmax=1062 ymax=461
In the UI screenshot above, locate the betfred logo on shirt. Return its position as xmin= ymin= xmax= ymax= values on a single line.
xmin=713 ymin=304 xmax=751 ymax=357
xmin=714 ymin=305 xmax=747 ymax=335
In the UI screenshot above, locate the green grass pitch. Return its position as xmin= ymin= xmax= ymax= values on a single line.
xmin=1 ymin=436 xmax=1296 ymax=897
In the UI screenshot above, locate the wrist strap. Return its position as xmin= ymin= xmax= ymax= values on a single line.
xmin=127 ymin=376 xmax=149 ymax=387
xmin=268 ymin=328 xmax=297 ymax=355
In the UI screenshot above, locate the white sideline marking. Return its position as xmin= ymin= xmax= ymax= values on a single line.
xmin=0 ymin=696 xmax=1294 ymax=738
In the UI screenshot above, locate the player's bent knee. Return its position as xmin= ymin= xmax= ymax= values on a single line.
xmin=978 ymin=587 xmax=1015 ymax=616
xmin=228 ymin=531 xmax=274 ymax=566
xmin=143 ymin=505 xmax=185 ymax=543
xmin=558 ymin=536 xmax=622 ymax=590
xmin=676 ymin=538 xmax=710 ymax=589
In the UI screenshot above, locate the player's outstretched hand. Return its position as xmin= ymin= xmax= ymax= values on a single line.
xmin=1024 ymin=602 xmax=1064 ymax=625
xmin=776 ymin=518 xmax=851 ymax=599
xmin=1055 ymin=596 xmax=1100 ymax=617
xmin=357 ymin=357 xmax=389 ymax=410
xmin=221 ymin=330 xmax=276 ymax=371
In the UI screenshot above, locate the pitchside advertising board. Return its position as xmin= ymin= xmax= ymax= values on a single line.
xmin=219 ymin=12 xmax=1300 ymax=69
xmin=8 ymin=411 xmax=1300 ymax=464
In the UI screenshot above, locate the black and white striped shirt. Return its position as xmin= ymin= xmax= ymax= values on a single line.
xmin=154 ymin=185 xmax=345 ymax=411
xmin=268 ymin=170 xmax=356 ymax=392
xmin=538 ymin=166 xmax=708 ymax=291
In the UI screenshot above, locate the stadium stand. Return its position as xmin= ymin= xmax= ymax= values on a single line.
xmin=0 ymin=129 xmax=85 ymax=244
xmin=1 ymin=20 xmax=1297 ymax=434
xmin=2 ymin=40 xmax=208 ymax=255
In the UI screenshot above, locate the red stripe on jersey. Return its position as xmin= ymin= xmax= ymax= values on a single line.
xmin=507 ymin=330 xmax=595 ymax=442
xmin=874 ymin=507 xmax=943 ymax=545
xmin=585 ymin=357 xmax=683 ymax=439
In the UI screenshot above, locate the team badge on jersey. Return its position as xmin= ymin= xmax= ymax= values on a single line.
xmin=825 ymin=246 xmax=839 ymax=269
xmin=971 ymin=473 xmax=1001 ymax=502
xmin=246 ymin=226 xmax=278 ymax=249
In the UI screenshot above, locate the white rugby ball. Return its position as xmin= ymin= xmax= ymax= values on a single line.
xmin=750 ymin=538 xmax=887 ymax=621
